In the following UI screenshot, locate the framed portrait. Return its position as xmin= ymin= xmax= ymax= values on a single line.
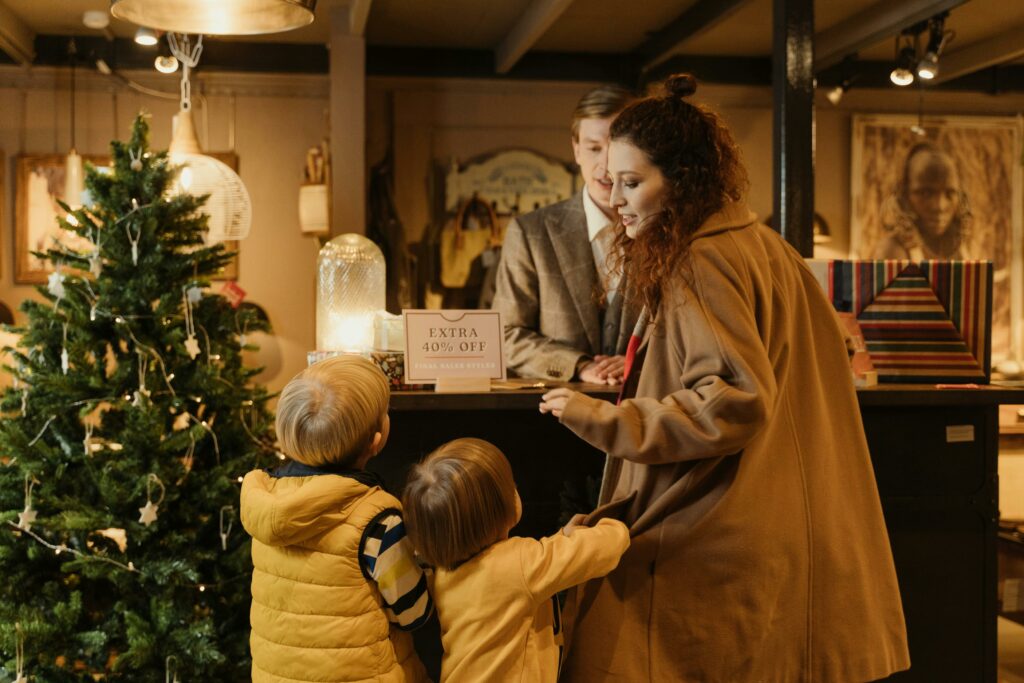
xmin=850 ymin=114 xmax=1024 ymax=362
xmin=15 ymin=152 xmax=240 ymax=284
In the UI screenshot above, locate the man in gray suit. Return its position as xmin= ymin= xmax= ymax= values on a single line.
xmin=493 ymin=85 xmax=639 ymax=383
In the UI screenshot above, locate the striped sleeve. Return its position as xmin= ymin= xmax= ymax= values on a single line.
xmin=359 ymin=511 xmax=433 ymax=631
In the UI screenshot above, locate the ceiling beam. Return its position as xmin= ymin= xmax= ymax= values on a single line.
xmin=932 ymin=25 xmax=1024 ymax=84
xmin=634 ymin=0 xmax=752 ymax=70
xmin=495 ymin=0 xmax=574 ymax=74
xmin=0 ymin=1 xmax=35 ymax=65
xmin=815 ymin=0 xmax=968 ymax=72
xmin=348 ymin=0 xmax=372 ymax=37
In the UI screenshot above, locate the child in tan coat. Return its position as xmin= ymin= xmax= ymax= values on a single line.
xmin=402 ymin=438 xmax=629 ymax=683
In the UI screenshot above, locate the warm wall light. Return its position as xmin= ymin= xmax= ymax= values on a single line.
xmin=111 ymin=0 xmax=317 ymax=35
xmin=134 ymin=27 xmax=159 ymax=46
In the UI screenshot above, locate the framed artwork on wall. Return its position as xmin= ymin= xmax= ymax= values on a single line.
xmin=15 ymin=152 xmax=240 ymax=284
xmin=15 ymin=153 xmax=107 ymax=283
xmin=850 ymin=114 xmax=1024 ymax=363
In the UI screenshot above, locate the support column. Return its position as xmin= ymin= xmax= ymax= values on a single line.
xmin=772 ymin=0 xmax=815 ymax=256
xmin=330 ymin=5 xmax=366 ymax=235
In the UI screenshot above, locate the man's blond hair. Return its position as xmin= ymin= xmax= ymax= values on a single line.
xmin=275 ymin=355 xmax=390 ymax=468
xmin=571 ymin=84 xmax=635 ymax=141
xmin=402 ymin=438 xmax=518 ymax=570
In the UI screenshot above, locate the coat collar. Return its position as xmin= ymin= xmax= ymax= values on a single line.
xmin=690 ymin=201 xmax=758 ymax=241
xmin=546 ymin=191 xmax=602 ymax=352
xmin=269 ymin=460 xmax=387 ymax=490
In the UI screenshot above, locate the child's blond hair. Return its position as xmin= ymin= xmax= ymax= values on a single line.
xmin=403 ymin=438 xmax=518 ymax=570
xmin=275 ymin=355 xmax=389 ymax=468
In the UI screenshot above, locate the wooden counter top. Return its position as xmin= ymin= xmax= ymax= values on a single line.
xmin=390 ymin=380 xmax=1024 ymax=411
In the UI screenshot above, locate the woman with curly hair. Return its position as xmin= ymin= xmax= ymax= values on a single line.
xmin=540 ymin=74 xmax=910 ymax=681
xmin=873 ymin=141 xmax=972 ymax=259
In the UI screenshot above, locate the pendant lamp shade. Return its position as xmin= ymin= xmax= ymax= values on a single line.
xmin=169 ymin=110 xmax=252 ymax=243
xmin=110 ymin=0 xmax=316 ymax=35
xmin=64 ymin=150 xmax=84 ymax=210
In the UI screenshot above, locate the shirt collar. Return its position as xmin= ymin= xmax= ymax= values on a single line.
xmin=582 ymin=187 xmax=612 ymax=242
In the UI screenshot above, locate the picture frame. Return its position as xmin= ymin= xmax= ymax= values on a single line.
xmin=15 ymin=153 xmax=107 ymax=284
xmin=15 ymin=152 xmax=241 ymax=284
xmin=850 ymin=114 xmax=1024 ymax=363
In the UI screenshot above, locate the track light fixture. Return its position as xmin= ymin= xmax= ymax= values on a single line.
xmin=826 ymin=85 xmax=845 ymax=106
xmin=890 ymin=42 xmax=916 ymax=87
xmin=916 ymin=14 xmax=950 ymax=80
xmin=134 ymin=27 xmax=159 ymax=46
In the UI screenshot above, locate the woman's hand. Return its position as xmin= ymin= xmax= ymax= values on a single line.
xmin=539 ymin=387 xmax=576 ymax=419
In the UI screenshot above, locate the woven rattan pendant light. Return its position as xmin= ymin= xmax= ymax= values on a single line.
xmin=167 ymin=34 xmax=251 ymax=244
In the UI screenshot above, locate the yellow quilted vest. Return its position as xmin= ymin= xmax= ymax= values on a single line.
xmin=241 ymin=469 xmax=427 ymax=683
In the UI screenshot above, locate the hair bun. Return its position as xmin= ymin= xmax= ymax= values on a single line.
xmin=664 ymin=74 xmax=697 ymax=98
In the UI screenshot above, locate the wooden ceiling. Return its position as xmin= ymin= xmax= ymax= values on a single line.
xmin=1 ymin=0 xmax=1022 ymax=90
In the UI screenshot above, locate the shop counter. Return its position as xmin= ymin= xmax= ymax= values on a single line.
xmin=377 ymin=381 xmax=1024 ymax=683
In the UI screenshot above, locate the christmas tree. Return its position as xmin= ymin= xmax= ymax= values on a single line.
xmin=0 ymin=114 xmax=276 ymax=681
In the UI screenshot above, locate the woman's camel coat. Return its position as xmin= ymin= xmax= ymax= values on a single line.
xmin=559 ymin=203 xmax=910 ymax=682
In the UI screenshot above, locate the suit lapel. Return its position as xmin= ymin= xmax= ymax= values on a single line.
xmin=547 ymin=193 xmax=601 ymax=354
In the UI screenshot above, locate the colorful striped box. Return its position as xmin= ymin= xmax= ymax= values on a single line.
xmin=806 ymin=260 xmax=992 ymax=384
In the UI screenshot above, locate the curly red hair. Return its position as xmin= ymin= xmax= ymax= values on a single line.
xmin=609 ymin=74 xmax=748 ymax=313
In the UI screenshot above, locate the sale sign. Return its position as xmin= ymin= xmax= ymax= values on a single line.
xmin=403 ymin=310 xmax=505 ymax=385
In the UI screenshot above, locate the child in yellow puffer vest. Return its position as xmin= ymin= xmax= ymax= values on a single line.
xmin=241 ymin=356 xmax=430 ymax=683
xmin=402 ymin=438 xmax=630 ymax=683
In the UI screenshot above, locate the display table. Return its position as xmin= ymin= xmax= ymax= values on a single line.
xmin=377 ymin=381 xmax=1024 ymax=683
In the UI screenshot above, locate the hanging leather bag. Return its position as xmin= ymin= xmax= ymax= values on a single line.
xmin=439 ymin=195 xmax=501 ymax=289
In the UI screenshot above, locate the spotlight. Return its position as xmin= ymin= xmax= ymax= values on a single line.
xmin=82 ymin=11 xmax=110 ymax=29
xmin=826 ymin=78 xmax=852 ymax=106
xmin=917 ymin=52 xmax=939 ymax=80
xmin=155 ymin=55 xmax=179 ymax=73
xmin=134 ymin=27 xmax=159 ymax=46
xmin=916 ymin=15 xmax=948 ymax=80
xmin=890 ymin=46 xmax=916 ymax=86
